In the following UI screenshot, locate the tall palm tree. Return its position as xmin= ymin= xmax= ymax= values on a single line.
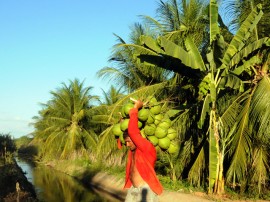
xmin=32 ymin=79 xmax=99 ymax=160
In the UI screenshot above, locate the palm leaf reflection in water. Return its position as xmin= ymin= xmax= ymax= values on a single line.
xmin=33 ymin=166 xmax=108 ymax=202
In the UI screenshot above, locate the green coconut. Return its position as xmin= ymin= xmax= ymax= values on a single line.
xmin=158 ymin=120 xmax=171 ymax=130
xmin=144 ymin=124 xmax=156 ymax=136
xmin=167 ymin=142 xmax=179 ymax=154
xmin=158 ymin=137 xmax=171 ymax=149
xmin=154 ymin=114 xmax=164 ymax=125
xmin=146 ymin=113 xmax=155 ymax=124
xmin=120 ymin=119 xmax=129 ymax=131
xmin=112 ymin=123 xmax=123 ymax=136
xmin=138 ymin=108 xmax=150 ymax=122
xmin=138 ymin=121 xmax=143 ymax=128
xmin=167 ymin=128 xmax=177 ymax=140
xmin=154 ymin=126 xmax=168 ymax=139
xmin=147 ymin=135 xmax=159 ymax=146
xmin=123 ymin=103 xmax=134 ymax=116
xmin=149 ymin=97 xmax=158 ymax=106
xmin=163 ymin=118 xmax=172 ymax=126
xmin=150 ymin=104 xmax=161 ymax=115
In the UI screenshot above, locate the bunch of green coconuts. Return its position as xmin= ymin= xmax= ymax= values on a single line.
xmin=112 ymin=97 xmax=179 ymax=154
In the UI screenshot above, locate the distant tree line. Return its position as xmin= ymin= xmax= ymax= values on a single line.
xmin=0 ymin=133 xmax=16 ymax=163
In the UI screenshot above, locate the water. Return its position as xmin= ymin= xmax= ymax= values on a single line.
xmin=16 ymin=157 xmax=112 ymax=202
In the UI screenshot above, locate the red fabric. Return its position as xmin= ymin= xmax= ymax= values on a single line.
xmin=123 ymin=108 xmax=163 ymax=195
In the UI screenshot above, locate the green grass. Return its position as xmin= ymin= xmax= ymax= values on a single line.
xmin=158 ymin=175 xmax=206 ymax=193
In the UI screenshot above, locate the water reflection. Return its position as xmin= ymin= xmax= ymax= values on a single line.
xmin=16 ymin=157 xmax=35 ymax=184
xmin=16 ymin=158 xmax=110 ymax=202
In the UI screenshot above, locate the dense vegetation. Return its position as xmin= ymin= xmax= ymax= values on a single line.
xmin=11 ymin=0 xmax=270 ymax=200
xmin=0 ymin=133 xmax=16 ymax=163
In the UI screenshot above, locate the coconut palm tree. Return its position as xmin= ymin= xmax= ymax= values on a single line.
xmin=225 ymin=45 xmax=270 ymax=195
xmin=32 ymin=79 xmax=99 ymax=160
xmin=124 ymin=0 xmax=269 ymax=194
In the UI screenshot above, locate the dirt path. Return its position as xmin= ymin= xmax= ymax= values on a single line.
xmin=89 ymin=172 xmax=269 ymax=202
xmin=90 ymin=172 xmax=213 ymax=202
xmin=159 ymin=190 xmax=213 ymax=202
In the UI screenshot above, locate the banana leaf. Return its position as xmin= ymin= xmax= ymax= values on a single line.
xmin=221 ymin=4 xmax=263 ymax=70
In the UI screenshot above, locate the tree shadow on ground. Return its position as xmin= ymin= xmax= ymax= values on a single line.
xmin=77 ymin=169 xmax=127 ymax=202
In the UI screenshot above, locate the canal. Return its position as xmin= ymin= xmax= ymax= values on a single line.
xmin=16 ymin=157 xmax=116 ymax=202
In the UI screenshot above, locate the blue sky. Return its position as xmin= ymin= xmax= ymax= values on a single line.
xmin=0 ymin=0 xmax=158 ymax=138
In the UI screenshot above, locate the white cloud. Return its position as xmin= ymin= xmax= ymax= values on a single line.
xmin=0 ymin=116 xmax=34 ymax=138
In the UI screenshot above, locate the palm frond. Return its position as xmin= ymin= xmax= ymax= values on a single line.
xmin=250 ymin=76 xmax=270 ymax=136
xmin=226 ymin=93 xmax=252 ymax=184
xmin=188 ymin=143 xmax=206 ymax=187
xmin=107 ymin=83 xmax=167 ymax=122
xmin=140 ymin=15 xmax=167 ymax=34
xmin=96 ymin=126 xmax=122 ymax=157
xmin=250 ymin=146 xmax=269 ymax=194
xmin=219 ymin=93 xmax=244 ymax=135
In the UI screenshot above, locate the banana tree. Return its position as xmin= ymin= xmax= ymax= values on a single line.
xmin=121 ymin=1 xmax=268 ymax=194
